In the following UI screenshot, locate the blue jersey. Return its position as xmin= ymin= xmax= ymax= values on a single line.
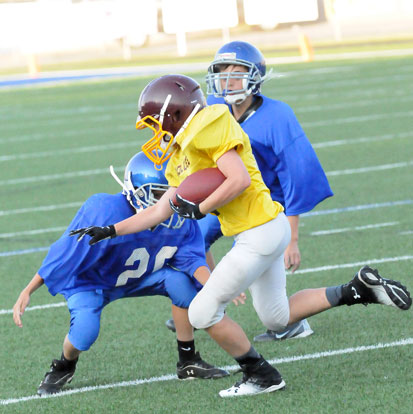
xmin=207 ymin=95 xmax=333 ymax=215
xmin=38 ymin=193 xmax=207 ymax=299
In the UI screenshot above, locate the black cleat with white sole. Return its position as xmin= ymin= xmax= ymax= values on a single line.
xmin=37 ymin=359 xmax=76 ymax=396
xmin=177 ymin=352 xmax=229 ymax=380
xmin=343 ymin=265 xmax=411 ymax=310
xmin=219 ymin=356 xmax=285 ymax=398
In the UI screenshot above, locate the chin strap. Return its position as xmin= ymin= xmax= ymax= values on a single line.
xmin=236 ymin=96 xmax=263 ymax=124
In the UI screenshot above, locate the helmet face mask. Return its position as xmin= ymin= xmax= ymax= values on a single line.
xmin=206 ymin=41 xmax=267 ymax=104
xmin=136 ymin=114 xmax=175 ymax=169
xmin=136 ymin=75 xmax=206 ymax=167
xmin=110 ymin=151 xmax=185 ymax=229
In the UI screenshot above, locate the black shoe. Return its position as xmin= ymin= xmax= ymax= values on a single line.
xmin=343 ymin=265 xmax=411 ymax=310
xmin=165 ymin=318 xmax=176 ymax=332
xmin=166 ymin=318 xmax=197 ymax=333
xmin=177 ymin=352 xmax=229 ymax=380
xmin=219 ymin=356 xmax=285 ymax=397
xmin=253 ymin=319 xmax=314 ymax=342
xmin=37 ymin=359 xmax=76 ymax=396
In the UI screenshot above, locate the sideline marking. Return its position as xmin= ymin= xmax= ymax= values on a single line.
xmin=1 ymin=337 xmax=412 ymax=406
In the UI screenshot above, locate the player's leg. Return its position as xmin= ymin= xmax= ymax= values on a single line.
xmin=165 ymin=214 xmax=222 ymax=333
xmin=252 ymin=249 xmax=411 ymax=338
xmin=286 ymin=265 xmax=412 ymax=324
xmin=127 ymin=267 xmax=228 ymax=380
xmin=38 ymin=291 xmax=105 ymax=396
xmin=189 ymin=214 xmax=291 ymax=397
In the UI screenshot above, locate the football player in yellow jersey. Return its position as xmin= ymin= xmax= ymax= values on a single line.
xmin=71 ymin=74 xmax=411 ymax=398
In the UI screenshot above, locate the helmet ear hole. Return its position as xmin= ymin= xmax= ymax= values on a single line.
xmin=172 ymin=110 xmax=181 ymax=123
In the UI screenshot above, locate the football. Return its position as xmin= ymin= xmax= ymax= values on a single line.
xmin=172 ymin=168 xmax=226 ymax=205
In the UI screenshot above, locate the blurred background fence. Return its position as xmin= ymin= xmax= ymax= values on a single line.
xmin=0 ymin=0 xmax=412 ymax=74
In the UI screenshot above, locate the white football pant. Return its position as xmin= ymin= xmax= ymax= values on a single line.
xmin=189 ymin=212 xmax=291 ymax=331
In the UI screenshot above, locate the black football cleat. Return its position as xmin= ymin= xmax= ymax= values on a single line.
xmin=219 ymin=356 xmax=285 ymax=398
xmin=37 ymin=359 xmax=76 ymax=396
xmin=177 ymin=352 xmax=229 ymax=380
xmin=166 ymin=318 xmax=197 ymax=333
xmin=165 ymin=318 xmax=176 ymax=332
xmin=344 ymin=265 xmax=411 ymax=310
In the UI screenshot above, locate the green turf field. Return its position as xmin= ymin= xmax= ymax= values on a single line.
xmin=1 ymin=55 xmax=413 ymax=413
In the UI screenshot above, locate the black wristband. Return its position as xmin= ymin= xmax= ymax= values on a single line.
xmin=194 ymin=205 xmax=206 ymax=220
xmin=107 ymin=225 xmax=117 ymax=238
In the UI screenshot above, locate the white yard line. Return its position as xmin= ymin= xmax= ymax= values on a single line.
xmin=302 ymin=110 xmax=413 ymax=128
xmin=0 ymin=125 xmax=129 ymax=145
xmin=0 ymin=221 xmax=400 ymax=241
xmin=295 ymin=94 xmax=413 ymax=114
xmin=0 ymin=142 xmax=138 ymax=162
xmin=0 ymin=227 xmax=66 ymax=238
xmin=310 ymin=221 xmax=399 ymax=236
xmin=312 ymin=131 xmax=413 ymax=149
xmin=1 ymin=254 xmax=412 ymax=314
xmin=1 ymin=129 xmax=411 ymax=164
xmin=1 ymin=156 xmax=412 ymax=187
xmin=0 ymin=202 xmax=82 ymax=217
xmin=292 ymin=255 xmax=413 ymax=275
xmin=326 ymin=161 xmax=413 ymax=177
xmin=0 ymin=167 xmax=123 ymax=186
xmin=0 ymin=302 xmax=65 ymax=315
xmin=302 ymin=199 xmax=413 ymax=217
xmin=1 ymin=337 xmax=412 ymax=406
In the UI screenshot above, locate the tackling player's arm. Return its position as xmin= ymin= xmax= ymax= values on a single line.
xmin=13 ymin=273 xmax=44 ymax=328
xmin=72 ymin=187 xmax=177 ymax=243
xmin=199 ymin=149 xmax=250 ymax=215
xmin=115 ymin=186 xmax=176 ymax=235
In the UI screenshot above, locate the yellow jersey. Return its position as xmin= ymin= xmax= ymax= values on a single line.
xmin=165 ymin=104 xmax=283 ymax=236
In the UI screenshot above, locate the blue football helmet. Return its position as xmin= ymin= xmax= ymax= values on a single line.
xmin=110 ymin=151 xmax=185 ymax=229
xmin=205 ymin=41 xmax=267 ymax=104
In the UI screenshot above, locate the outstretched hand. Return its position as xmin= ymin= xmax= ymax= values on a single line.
xmin=169 ymin=194 xmax=206 ymax=220
xmin=13 ymin=290 xmax=31 ymax=328
xmin=284 ymin=240 xmax=301 ymax=273
xmin=69 ymin=225 xmax=116 ymax=245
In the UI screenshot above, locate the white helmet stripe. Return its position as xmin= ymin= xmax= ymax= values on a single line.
xmin=175 ymin=103 xmax=201 ymax=138
xmin=159 ymin=94 xmax=172 ymax=127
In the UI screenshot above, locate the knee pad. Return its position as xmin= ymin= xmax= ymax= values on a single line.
xmin=67 ymin=291 xmax=104 ymax=351
xmin=188 ymin=291 xmax=225 ymax=329
xmin=68 ymin=307 xmax=101 ymax=351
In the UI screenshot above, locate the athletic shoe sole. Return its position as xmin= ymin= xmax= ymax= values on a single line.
xmin=219 ymin=379 xmax=286 ymax=398
xmin=37 ymin=373 xmax=74 ymax=396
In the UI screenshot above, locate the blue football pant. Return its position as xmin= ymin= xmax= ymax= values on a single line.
xmin=67 ymin=268 xmax=201 ymax=351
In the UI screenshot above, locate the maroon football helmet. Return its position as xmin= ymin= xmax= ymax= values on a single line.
xmin=137 ymin=74 xmax=206 ymax=167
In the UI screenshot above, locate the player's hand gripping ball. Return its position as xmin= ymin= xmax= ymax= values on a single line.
xmin=169 ymin=168 xmax=225 ymax=220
